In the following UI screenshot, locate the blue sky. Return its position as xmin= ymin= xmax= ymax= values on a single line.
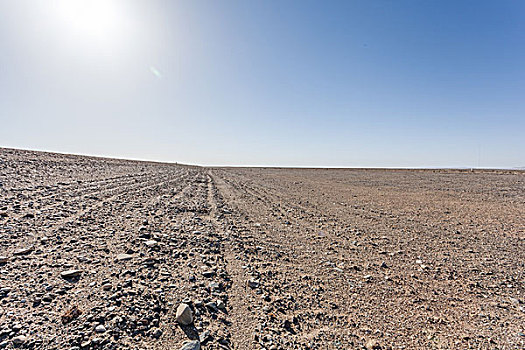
xmin=0 ymin=0 xmax=524 ymax=167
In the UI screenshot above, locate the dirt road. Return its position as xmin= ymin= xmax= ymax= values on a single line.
xmin=1 ymin=148 xmax=524 ymax=349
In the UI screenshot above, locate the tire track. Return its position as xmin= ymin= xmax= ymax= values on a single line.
xmin=207 ymin=170 xmax=262 ymax=350
xmin=4 ymin=171 xmax=186 ymax=252
xmin=10 ymin=171 xmax=178 ymax=221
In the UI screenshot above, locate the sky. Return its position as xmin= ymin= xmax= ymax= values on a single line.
xmin=0 ymin=0 xmax=524 ymax=168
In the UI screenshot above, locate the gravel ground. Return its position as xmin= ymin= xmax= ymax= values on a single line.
xmin=0 ymin=148 xmax=524 ymax=349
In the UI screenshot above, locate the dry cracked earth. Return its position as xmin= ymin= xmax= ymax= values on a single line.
xmin=0 ymin=148 xmax=524 ymax=350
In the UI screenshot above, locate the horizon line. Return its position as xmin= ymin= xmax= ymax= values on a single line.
xmin=1 ymin=145 xmax=524 ymax=171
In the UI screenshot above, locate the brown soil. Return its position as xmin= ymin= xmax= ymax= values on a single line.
xmin=0 ymin=148 xmax=524 ymax=349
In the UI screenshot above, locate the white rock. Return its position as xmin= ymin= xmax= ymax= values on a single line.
xmin=95 ymin=325 xmax=106 ymax=333
xmin=145 ymin=240 xmax=158 ymax=247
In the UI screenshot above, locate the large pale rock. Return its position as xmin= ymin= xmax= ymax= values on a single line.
xmin=175 ymin=303 xmax=193 ymax=326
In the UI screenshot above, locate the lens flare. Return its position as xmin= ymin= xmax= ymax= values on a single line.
xmin=150 ymin=66 xmax=162 ymax=79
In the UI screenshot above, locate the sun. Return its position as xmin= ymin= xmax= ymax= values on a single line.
xmin=53 ymin=0 xmax=127 ymax=50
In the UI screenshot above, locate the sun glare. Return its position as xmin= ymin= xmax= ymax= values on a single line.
xmin=53 ymin=0 xmax=126 ymax=49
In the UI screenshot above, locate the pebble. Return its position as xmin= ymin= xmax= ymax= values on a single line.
xmin=366 ymin=339 xmax=381 ymax=349
xmin=209 ymin=282 xmax=220 ymax=290
xmin=151 ymin=328 xmax=162 ymax=338
xmin=0 ymin=256 xmax=8 ymax=263
xmin=12 ymin=335 xmax=27 ymax=345
xmin=60 ymin=270 xmax=83 ymax=278
xmin=199 ymin=330 xmax=211 ymax=343
xmin=175 ymin=303 xmax=193 ymax=325
xmin=201 ymin=270 xmax=215 ymax=278
xmin=13 ymin=246 xmax=33 ymax=256
xmin=247 ymin=279 xmax=260 ymax=289
xmin=95 ymin=325 xmax=106 ymax=333
xmin=145 ymin=240 xmax=158 ymax=247
xmin=179 ymin=340 xmax=200 ymax=350
xmin=205 ymin=301 xmax=218 ymax=312
xmin=116 ymin=253 xmax=133 ymax=261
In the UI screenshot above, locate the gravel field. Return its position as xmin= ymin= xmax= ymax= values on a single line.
xmin=0 ymin=148 xmax=524 ymax=349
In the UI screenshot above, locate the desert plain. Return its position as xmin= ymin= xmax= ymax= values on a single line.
xmin=0 ymin=148 xmax=524 ymax=349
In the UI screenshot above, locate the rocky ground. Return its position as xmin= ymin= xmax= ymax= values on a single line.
xmin=0 ymin=148 xmax=524 ymax=349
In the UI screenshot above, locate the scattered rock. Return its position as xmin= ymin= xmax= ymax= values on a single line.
xmin=61 ymin=305 xmax=82 ymax=324
xmin=60 ymin=270 xmax=83 ymax=279
xmin=150 ymin=328 xmax=162 ymax=338
xmin=116 ymin=253 xmax=133 ymax=261
xmin=145 ymin=240 xmax=158 ymax=247
xmin=13 ymin=246 xmax=33 ymax=256
xmin=199 ymin=330 xmax=211 ymax=344
xmin=12 ymin=335 xmax=27 ymax=345
xmin=95 ymin=325 xmax=106 ymax=333
xmin=179 ymin=340 xmax=200 ymax=350
xmin=366 ymin=339 xmax=381 ymax=349
xmin=175 ymin=303 xmax=193 ymax=325
xmin=205 ymin=301 xmax=218 ymax=313
xmin=247 ymin=279 xmax=259 ymax=289
xmin=201 ymin=270 xmax=215 ymax=278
